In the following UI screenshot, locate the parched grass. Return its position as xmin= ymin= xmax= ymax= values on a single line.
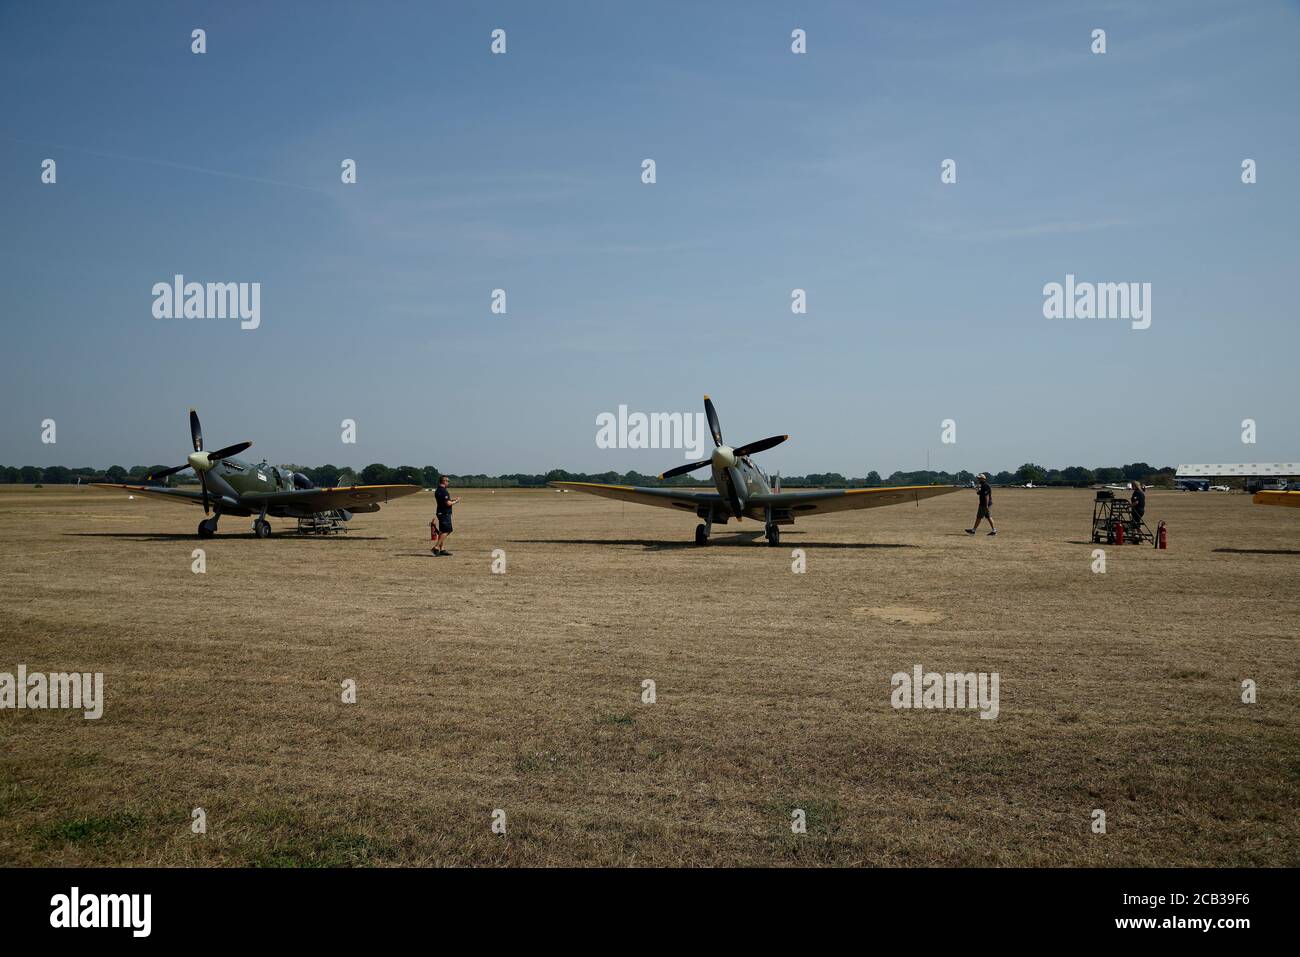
xmin=0 ymin=484 xmax=1297 ymax=866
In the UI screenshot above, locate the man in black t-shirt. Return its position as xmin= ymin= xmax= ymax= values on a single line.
xmin=1130 ymin=481 xmax=1146 ymax=535
xmin=432 ymin=476 xmax=460 ymax=556
xmin=966 ymin=473 xmax=997 ymax=536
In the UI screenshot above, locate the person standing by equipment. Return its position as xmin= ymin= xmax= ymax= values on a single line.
xmin=432 ymin=476 xmax=460 ymax=556
xmin=1130 ymin=480 xmax=1146 ymax=534
xmin=966 ymin=473 xmax=997 ymax=536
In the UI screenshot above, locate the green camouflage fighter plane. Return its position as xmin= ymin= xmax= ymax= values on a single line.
xmin=551 ymin=396 xmax=960 ymax=546
xmin=94 ymin=409 xmax=421 ymax=539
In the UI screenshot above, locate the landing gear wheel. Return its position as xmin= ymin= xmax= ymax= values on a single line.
xmin=765 ymin=525 xmax=780 ymax=547
xmin=254 ymin=519 xmax=272 ymax=539
xmin=694 ymin=523 xmax=709 ymax=546
xmin=197 ymin=520 xmax=216 ymax=539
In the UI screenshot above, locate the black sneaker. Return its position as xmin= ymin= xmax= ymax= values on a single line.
xmin=965 ymin=529 xmax=976 ymax=535
xmin=438 ymin=551 xmax=452 ymax=556
xmin=988 ymin=530 xmax=997 ymax=536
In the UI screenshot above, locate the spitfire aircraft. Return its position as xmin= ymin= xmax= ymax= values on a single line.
xmin=94 ymin=409 xmax=421 ymax=538
xmin=551 ymin=396 xmax=959 ymax=545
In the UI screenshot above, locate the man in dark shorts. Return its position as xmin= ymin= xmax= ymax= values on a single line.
xmin=432 ymin=476 xmax=460 ymax=556
xmin=1129 ymin=480 xmax=1146 ymax=535
xmin=966 ymin=473 xmax=997 ymax=536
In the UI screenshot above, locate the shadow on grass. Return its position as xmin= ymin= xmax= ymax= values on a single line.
xmin=1213 ymin=547 xmax=1300 ymax=556
xmin=509 ymin=536 xmax=916 ymax=551
xmin=65 ymin=532 xmax=386 ymax=542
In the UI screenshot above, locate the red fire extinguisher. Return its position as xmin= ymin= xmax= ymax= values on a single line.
xmin=430 ymin=519 xmax=437 ymax=541
xmin=1113 ymin=522 xmax=1124 ymax=545
xmin=1156 ymin=521 xmax=1167 ymax=549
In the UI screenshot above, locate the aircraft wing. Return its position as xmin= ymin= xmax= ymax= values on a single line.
xmin=92 ymin=482 xmax=422 ymax=513
xmin=239 ymin=484 xmax=423 ymax=512
xmin=750 ymin=484 xmax=961 ymax=515
xmin=92 ymin=483 xmax=207 ymax=506
xmin=548 ymin=481 xmax=721 ymax=511
xmin=1253 ymin=491 xmax=1300 ymax=508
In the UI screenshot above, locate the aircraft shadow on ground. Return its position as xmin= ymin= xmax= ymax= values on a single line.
xmin=1212 ymin=547 xmax=1300 ymax=556
xmin=508 ymin=535 xmax=916 ymax=551
xmin=64 ymin=532 xmax=386 ymax=542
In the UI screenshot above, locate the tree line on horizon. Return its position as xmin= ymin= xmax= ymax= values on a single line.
xmin=0 ymin=462 xmax=1181 ymax=488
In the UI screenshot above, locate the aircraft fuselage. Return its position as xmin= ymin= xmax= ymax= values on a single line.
xmin=185 ymin=457 xmax=332 ymax=518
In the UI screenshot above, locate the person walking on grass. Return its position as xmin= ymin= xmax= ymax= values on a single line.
xmin=966 ymin=473 xmax=997 ymax=536
xmin=431 ymin=475 xmax=460 ymax=556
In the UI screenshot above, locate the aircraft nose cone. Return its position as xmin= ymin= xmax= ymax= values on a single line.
xmin=712 ymin=446 xmax=736 ymax=469
xmin=188 ymin=451 xmax=211 ymax=472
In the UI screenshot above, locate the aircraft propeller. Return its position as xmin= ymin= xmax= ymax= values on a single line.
xmin=657 ymin=395 xmax=789 ymax=515
xmin=145 ymin=408 xmax=251 ymax=514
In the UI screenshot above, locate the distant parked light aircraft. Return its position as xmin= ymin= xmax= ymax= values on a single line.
xmin=94 ymin=409 xmax=420 ymax=538
xmin=550 ymin=396 xmax=959 ymax=545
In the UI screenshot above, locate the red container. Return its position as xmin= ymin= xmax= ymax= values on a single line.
xmin=1113 ymin=522 xmax=1124 ymax=545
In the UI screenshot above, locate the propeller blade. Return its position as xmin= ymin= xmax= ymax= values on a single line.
xmin=200 ymin=471 xmax=210 ymax=515
xmin=724 ymin=465 xmax=747 ymax=517
xmin=659 ymin=459 xmax=711 ymax=480
xmin=208 ymin=441 xmax=252 ymax=461
xmin=703 ymin=395 xmax=723 ymax=447
xmin=144 ymin=464 xmax=188 ymax=483
xmin=732 ymin=434 xmax=788 ymax=458
xmin=189 ymin=408 xmax=203 ymax=452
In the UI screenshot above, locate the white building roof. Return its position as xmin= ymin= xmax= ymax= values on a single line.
xmin=1176 ymin=463 xmax=1299 ymax=477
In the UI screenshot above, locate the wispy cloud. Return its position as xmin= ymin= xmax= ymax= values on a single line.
xmin=0 ymin=136 xmax=332 ymax=195
xmin=914 ymin=219 xmax=1130 ymax=242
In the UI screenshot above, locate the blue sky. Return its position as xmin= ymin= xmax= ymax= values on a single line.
xmin=2 ymin=0 xmax=1297 ymax=476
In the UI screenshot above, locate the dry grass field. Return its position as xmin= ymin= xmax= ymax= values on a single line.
xmin=0 ymin=483 xmax=1296 ymax=867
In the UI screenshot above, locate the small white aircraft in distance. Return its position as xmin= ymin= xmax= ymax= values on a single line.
xmin=550 ymin=395 xmax=960 ymax=546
